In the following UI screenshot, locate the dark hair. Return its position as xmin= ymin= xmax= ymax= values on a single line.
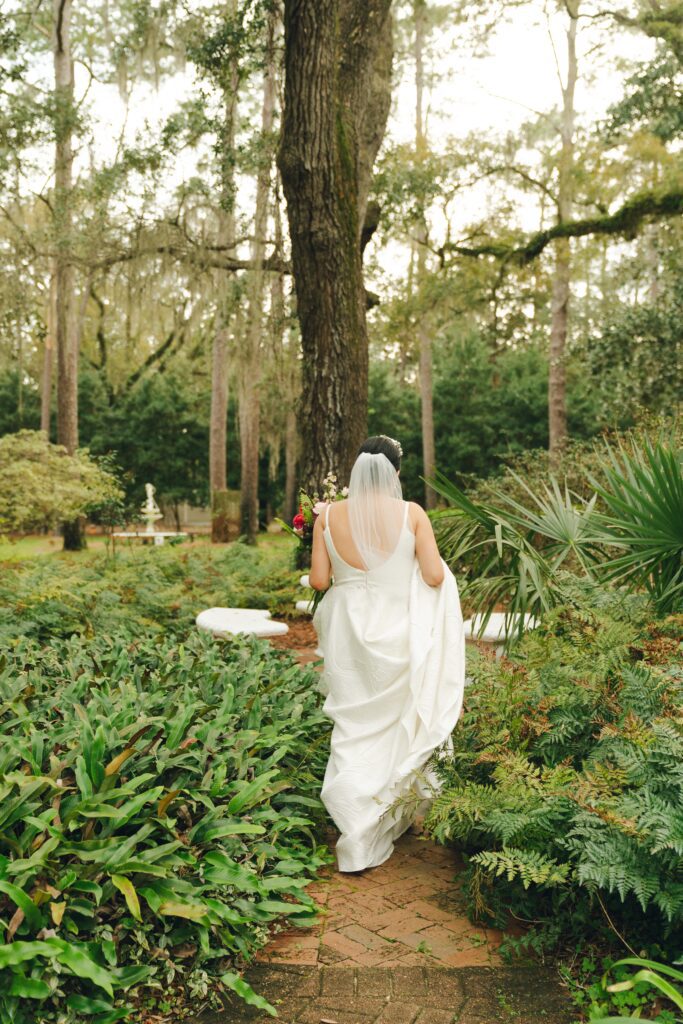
xmin=357 ymin=435 xmax=403 ymax=471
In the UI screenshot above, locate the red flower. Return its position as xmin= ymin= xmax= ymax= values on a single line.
xmin=292 ymin=513 xmax=305 ymax=530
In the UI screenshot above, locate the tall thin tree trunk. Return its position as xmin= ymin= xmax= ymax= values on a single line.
xmin=284 ymin=407 xmax=299 ymax=523
xmin=278 ymin=0 xmax=393 ymax=491
xmin=210 ymin=0 xmax=238 ymax=544
xmin=270 ymin=186 xmax=299 ymax=525
xmin=414 ymin=0 xmax=436 ymax=509
xmin=210 ymin=323 xmax=231 ymax=541
xmin=41 ymin=265 xmax=57 ymax=435
xmin=239 ymin=7 xmax=277 ymax=542
xmin=53 ymin=0 xmax=83 ymax=550
xmin=548 ymin=2 xmax=578 ymax=464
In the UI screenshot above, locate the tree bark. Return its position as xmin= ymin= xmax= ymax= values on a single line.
xmin=53 ymin=0 xmax=84 ymax=550
xmin=210 ymin=0 xmax=239 ymax=543
xmin=548 ymin=2 xmax=578 ymax=464
xmin=41 ymin=264 xmax=57 ymax=435
xmin=413 ymin=0 xmax=436 ymax=509
xmin=239 ymin=6 xmax=277 ymax=542
xmin=278 ymin=0 xmax=393 ymax=491
xmin=210 ymin=322 xmax=231 ymax=542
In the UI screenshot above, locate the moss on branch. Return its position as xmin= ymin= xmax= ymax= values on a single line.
xmin=440 ymin=187 xmax=683 ymax=267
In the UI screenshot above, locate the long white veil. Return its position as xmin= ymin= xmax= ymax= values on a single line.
xmin=347 ymin=452 xmax=404 ymax=571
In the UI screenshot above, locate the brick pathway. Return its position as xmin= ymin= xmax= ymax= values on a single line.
xmin=203 ymin=833 xmax=573 ymax=1024
xmin=257 ymin=834 xmax=501 ymax=970
xmin=200 ymin=631 xmax=574 ymax=1023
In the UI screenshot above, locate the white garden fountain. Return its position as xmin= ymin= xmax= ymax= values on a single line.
xmin=112 ymin=483 xmax=188 ymax=547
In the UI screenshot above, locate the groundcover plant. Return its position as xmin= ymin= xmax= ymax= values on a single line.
xmin=0 ymin=628 xmax=330 ymax=1022
xmin=425 ymin=578 xmax=683 ymax=963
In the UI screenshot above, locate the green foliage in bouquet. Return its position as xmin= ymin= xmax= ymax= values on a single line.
xmin=424 ymin=578 xmax=683 ymax=958
xmin=0 ymin=629 xmax=330 ymax=1022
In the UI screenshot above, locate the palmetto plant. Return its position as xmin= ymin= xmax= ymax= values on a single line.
xmin=429 ymin=469 xmax=603 ymax=639
xmin=590 ymin=438 xmax=683 ymax=614
xmin=429 ymin=436 xmax=683 ymax=632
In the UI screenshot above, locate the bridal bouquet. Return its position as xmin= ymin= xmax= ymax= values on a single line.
xmin=278 ymin=473 xmax=348 ymax=565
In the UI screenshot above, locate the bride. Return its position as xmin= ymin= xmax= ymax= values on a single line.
xmin=310 ymin=434 xmax=465 ymax=873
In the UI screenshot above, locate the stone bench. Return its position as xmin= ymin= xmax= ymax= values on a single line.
xmin=297 ymin=575 xmax=314 ymax=615
xmin=464 ymin=612 xmax=537 ymax=656
xmin=196 ymin=607 xmax=289 ymax=638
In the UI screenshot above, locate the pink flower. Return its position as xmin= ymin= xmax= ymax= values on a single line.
xmin=312 ymin=501 xmax=327 ymax=518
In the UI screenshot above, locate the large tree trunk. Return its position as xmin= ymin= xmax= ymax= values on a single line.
xmin=209 ymin=1 xmax=239 ymax=544
xmin=413 ymin=0 xmax=436 ymax=509
xmin=238 ymin=7 xmax=277 ymax=542
xmin=53 ymin=0 xmax=83 ymax=550
xmin=278 ymin=0 xmax=393 ymax=491
xmin=548 ymin=2 xmax=578 ymax=464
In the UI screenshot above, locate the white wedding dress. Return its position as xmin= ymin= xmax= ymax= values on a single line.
xmin=313 ymin=499 xmax=465 ymax=872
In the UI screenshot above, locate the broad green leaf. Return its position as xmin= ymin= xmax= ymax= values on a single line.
xmin=157 ymin=900 xmax=208 ymax=921
xmin=227 ymin=769 xmax=281 ymax=815
xmin=67 ymin=994 xmax=117 ymax=1012
xmin=200 ymin=820 xmax=266 ymax=840
xmin=0 ymin=939 xmax=62 ymax=967
xmin=7 ymin=974 xmax=51 ymax=999
xmin=0 ymin=880 xmax=44 ymax=931
xmin=111 ymin=875 xmax=142 ymax=922
xmin=57 ymin=942 xmax=115 ymax=996
xmin=220 ymin=971 xmax=277 ymax=1017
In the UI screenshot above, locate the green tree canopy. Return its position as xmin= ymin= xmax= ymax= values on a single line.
xmin=0 ymin=430 xmax=122 ymax=534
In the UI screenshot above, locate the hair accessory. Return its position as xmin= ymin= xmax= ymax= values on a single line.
xmin=381 ymin=435 xmax=403 ymax=458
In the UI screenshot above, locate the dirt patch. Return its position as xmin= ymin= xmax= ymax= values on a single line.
xmin=271 ymin=618 xmax=319 ymax=651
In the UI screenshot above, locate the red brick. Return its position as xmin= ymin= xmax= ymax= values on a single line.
xmin=403 ymin=899 xmax=460 ymax=925
xmin=339 ymin=924 xmax=395 ymax=951
xmin=378 ymin=917 xmax=432 ymax=941
xmin=374 ymin=1003 xmax=421 ymax=1024
xmin=440 ymin=947 xmax=492 ymax=967
xmin=353 ymin=946 xmax=408 ymax=966
xmin=362 ymin=907 xmax=418 ymax=932
xmin=322 ymin=930 xmax=368 ymax=960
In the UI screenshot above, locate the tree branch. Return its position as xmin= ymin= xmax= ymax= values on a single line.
xmin=122 ymin=328 xmax=180 ymax=393
xmin=85 ymin=245 xmax=291 ymax=275
xmin=440 ymin=187 xmax=683 ymax=266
